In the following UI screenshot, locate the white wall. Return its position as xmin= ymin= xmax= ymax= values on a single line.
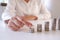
xmin=51 ymin=0 xmax=60 ymax=18
xmin=45 ymin=0 xmax=60 ymax=18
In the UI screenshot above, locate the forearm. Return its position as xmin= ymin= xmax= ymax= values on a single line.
xmin=22 ymin=15 xmax=38 ymax=20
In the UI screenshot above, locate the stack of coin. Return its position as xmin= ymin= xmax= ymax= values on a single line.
xmin=58 ymin=18 xmax=60 ymax=30
xmin=29 ymin=27 xmax=35 ymax=33
xmin=45 ymin=22 xmax=49 ymax=31
xmin=37 ymin=24 xmax=42 ymax=32
xmin=52 ymin=18 xmax=57 ymax=31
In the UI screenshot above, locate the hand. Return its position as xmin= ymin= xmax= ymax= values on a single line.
xmin=7 ymin=15 xmax=33 ymax=31
xmin=8 ymin=16 xmax=24 ymax=31
xmin=22 ymin=15 xmax=38 ymax=20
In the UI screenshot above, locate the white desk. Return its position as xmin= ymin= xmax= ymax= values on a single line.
xmin=0 ymin=20 xmax=60 ymax=40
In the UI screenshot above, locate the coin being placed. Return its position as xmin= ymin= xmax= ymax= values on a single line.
xmin=29 ymin=26 xmax=35 ymax=33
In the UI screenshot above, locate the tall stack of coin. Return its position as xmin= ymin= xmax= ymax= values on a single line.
xmin=58 ymin=18 xmax=60 ymax=30
xmin=45 ymin=22 xmax=49 ymax=31
xmin=37 ymin=24 xmax=42 ymax=32
xmin=52 ymin=18 xmax=57 ymax=31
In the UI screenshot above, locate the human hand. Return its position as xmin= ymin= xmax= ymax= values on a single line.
xmin=7 ymin=16 xmax=24 ymax=31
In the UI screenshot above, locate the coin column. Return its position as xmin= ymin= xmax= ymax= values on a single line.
xmin=52 ymin=18 xmax=57 ymax=31
xmin=37 ymin=24 xmax=42 ymax=32
xmin=45 ymin=22 xmax=49 ymax=31
xmin=58 ymin=18 xmax=60 ymax=30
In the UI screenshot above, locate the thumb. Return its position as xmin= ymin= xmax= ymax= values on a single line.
xmin=24 ymin=21 xmax=33 ymax=27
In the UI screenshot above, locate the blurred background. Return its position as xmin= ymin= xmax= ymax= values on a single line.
xmin=0 ymin=0 xmax=60 ymax=20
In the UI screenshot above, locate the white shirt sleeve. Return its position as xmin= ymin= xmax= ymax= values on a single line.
xmin=2 ymin=0 xmax=16 ymax=21
xmin=38 ymin=3 xmax=51 ymax=20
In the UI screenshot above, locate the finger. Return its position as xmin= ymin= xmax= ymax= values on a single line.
xmin=23 ymin=20 xmax=33 ymax=27
xmin=8 ymin=21 xmax=20 ymax=31
xmin=16 ymin=16 xmax=25 ymax=24
xmin=9 ymin=19 xmax=21 ymax=29
xmin=9 ymin=26 xmax=18 ymax=31
xmin=16 ymin=16 xmax=33 ymax=27
xmin=25 ymin=21 xmax=33 ymax=27
xmin=15 ymin=17 xmax=24 ymax=27
xmin=11 ymin=17 xmax=24 ymax=28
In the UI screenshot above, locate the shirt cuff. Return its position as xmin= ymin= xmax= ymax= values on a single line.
xmin=2 ymin=13 xmax=12 ymax=21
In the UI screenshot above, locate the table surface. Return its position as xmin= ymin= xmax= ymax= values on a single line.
xmin=0 ymin=20 xmax=60 ymax=40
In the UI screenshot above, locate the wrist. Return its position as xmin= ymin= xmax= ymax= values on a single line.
xmin=4 ymin=19 xmax=10 ymax=24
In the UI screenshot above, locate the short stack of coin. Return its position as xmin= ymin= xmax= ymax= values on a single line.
xmin=45 ymin=22 xmax=49 ymax=31
xmin=37 ymin=24 xmax=42 ymax=32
